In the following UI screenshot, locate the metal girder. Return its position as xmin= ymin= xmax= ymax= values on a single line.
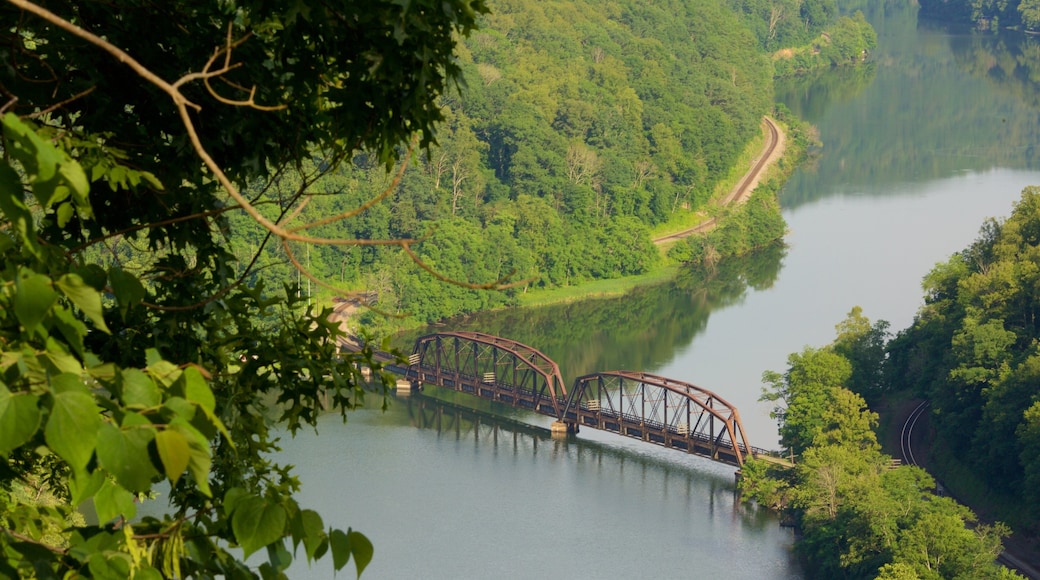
xmin=562 ymin=371 xmax=754 ymax=466
xmin=409 ymin=332 xmax=567 ymax=416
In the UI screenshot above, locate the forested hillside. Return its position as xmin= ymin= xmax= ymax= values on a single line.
xmin=231 ymin=0 xmax=782 ymax=326
xmin=742 ymin=312 xmax=1012 ymax=579
xmin=886 ymin=186 xmax=1040 ymax=529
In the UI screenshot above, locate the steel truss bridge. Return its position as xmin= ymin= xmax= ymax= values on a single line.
xmin=378 ymin=331 xmax=776 ymax=468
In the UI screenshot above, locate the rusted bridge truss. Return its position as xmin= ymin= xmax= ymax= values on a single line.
xmin=561 ymin=371 xmax=754 ymax=466
xmin=403 ymin=331 xmax=567 ymax=418
xmin=379 ymin=332 xmax=761 ymax=467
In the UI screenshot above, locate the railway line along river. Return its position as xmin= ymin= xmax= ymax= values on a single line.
xmin=282 ymin=4 xmax=1040 ymax=578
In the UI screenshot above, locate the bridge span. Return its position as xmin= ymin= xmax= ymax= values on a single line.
xmin=366 ymin=331 xmax=779 ymax=468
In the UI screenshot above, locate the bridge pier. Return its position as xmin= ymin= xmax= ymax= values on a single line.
xmin=550 ymin=421 xmax=578 ymax=438
xmin=396 ymin=379 xmax=418 ymax=396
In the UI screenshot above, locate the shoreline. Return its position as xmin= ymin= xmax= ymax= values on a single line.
xmin=517 ymin=114 xmax=790 ymax=309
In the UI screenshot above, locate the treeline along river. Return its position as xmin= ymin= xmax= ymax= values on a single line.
xmin=282 ymin=3 xmax=1040 ymax=578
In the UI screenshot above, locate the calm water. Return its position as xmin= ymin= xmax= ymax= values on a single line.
xmin=283 ymin=5 xmax=1040 ymax=578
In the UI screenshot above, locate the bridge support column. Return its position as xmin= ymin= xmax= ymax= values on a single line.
xmin=550 ymin=421 xmax=578 ymax=438
xmin=396 ymin=379 xmax=417 ymax=396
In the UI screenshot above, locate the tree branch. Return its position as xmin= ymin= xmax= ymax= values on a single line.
xmin=7 ymin=0 xmax=527 ymax=295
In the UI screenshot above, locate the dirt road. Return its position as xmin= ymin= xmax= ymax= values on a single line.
xmin=653 ymin=116 xmax=785 ymax=246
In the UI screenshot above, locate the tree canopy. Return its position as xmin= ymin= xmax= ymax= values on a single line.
xmin=748 ymin=313 xmax=1015 ymax=579
xmin=887 ymin=186 xmax=1040 ymax=528
xmin=0 ymin=0 xmax=486 ymax=577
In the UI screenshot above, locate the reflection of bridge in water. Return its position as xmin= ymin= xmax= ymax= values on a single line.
xmin=365 ymin=331 xmax=784 ymax=468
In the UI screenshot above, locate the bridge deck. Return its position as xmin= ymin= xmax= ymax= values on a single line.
xmin=387 ymin=363 xmax=776 ymax=468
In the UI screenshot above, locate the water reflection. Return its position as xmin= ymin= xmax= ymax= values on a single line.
xmin=398 ymin=392 xmax=778 ymax=529
xmin=397 ymin=243 xmax=786 ymax=385
xmin=281 ymin=391 xmax=799 ymax=579
xmin=777 ymin=4 xmax=1040 ymax=208
xmin=949 ymin=30 xmax=1040 ymax=111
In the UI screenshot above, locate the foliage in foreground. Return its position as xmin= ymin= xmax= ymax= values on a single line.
xmin=743 ymin=309 xmax=1016 ymax=579
xmin=0 ymin=0 xmax=486 ymax=577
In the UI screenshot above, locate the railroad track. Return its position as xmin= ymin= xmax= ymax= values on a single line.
xmin=900 ymin=400 xmax=929 ymax=466
xmin=653 ymin=116 xmax=782 ymax=245
xmin=901 ymin=400 xmax=1040 ymax=579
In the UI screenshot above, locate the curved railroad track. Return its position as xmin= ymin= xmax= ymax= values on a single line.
xmin=900 ymin=400 xmax=1040 ymax=579
xmin=900 ymin=400 xmax=929 ymax=467
xmin=653 ymin=116 xmax=783 ymax=245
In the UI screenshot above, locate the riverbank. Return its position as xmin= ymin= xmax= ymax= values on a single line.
xmin=517 ymin=114 xmax=793 ymax=309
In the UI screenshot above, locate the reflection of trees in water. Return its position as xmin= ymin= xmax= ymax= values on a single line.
xmin=775 ymin=64 xmax=878 ymax=122
xmin=396 ymin=243 xmax=786 ymax=385
xmin=949 ymin=32 xmax=1040 ymax=111
xmin=398 ymin=391 xmax=778 ymax=530
xmin=777 ymin=4 xmax=1040 ymax=209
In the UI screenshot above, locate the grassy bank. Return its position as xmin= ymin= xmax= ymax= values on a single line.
xmin=517 ymin=265 xmax=680 ymax=307
xmin=649 ymin=121 xmax=769 ymax=241
xmin=520 ymin=115 xmax=801 ymax=310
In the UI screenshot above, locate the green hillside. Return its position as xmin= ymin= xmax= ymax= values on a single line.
xmin=232 ymin=0 xmax=783 ymax=326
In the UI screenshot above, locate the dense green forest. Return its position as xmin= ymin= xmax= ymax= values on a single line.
xmin=886 ymin=186 xmax=1040 ymax=529
xmin=225 ymin=0 xmax=879 ymax=329
xmin=920 ymin=0 xmax=1040 ymax=30
xmin=745 ymin=186 xmax=1040 ymax=577
xmin=742 ymin=310 xmax=1017 ymax=579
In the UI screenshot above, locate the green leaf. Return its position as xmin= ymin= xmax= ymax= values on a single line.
xmin=69 ymin=469 xmax=106 ymax=506
xmin=3 ymin=113 xmax=60 ymax=187
xmin=95 ymin=420 xmax=159 ymax=492
xmin=119 ymin=368 xmax=160 ymax=409
xmin=58 ymin=153 xmax=90 ymax=205
xmin=56 ymin=273 xmax=110 ymax=334
xmin=171 ymin=418 xmax=211 ymax=497
xmin=109 ymin=267 xmax=145 ymax=319
xmin=42 ymin=338 xmax=85 ymax=374
xmin=347 ymin=530 xmax=373 ymax=578
xmin=0 ymin=135 xmax=40 ymax=257
xmin=87 ymin=362 xmax=117 ymax=381
xmin=163 ymin=397 xmax=196 ymax=422
xmin=73 ymin=264 xmax=108 ymax=290
xmin=329 ymin=529 xmax=351 ymax=572
xmin=223 ymin=487 xmax=248 ymax=517
xmin=56 ymin=201 xmax=74 ymax=227
xmin=0 ymin=383 xmax=40 ymax=457
xmin=94 ymin=478 xmax=137 ymax=523
xmin=52 ymin=306 xmax=89 ymax=358
xmin=14 ymin=270 xmax=58 ymax=332
xmin=231 ymin=496 xmax=287 ymax=558
xmin=182 ymin=366 xmax=215 ymax=413
xmin=300 ymin=510 xmax=325 ymax=561
xmin=266 ymin=541 xmax=292 ymax=572
xmin=2 ymin=114 xmax=90 ymax=214
xmin=154 ymin=429 xmax=190 ymax=485
xmin=146 ymin=356 xmax=181 ymax=388
xmin=45 ymin=380 xmax=102 ymax=473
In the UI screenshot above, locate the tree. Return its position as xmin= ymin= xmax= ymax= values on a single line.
xmin=761 ymin=346 xmax=853 ymax=455
xmin=0 ymin=0 xmax=487 ymax=577
xmin=833 ymin=306 xmax=891 ymax=403
xmin=1022 ymin=0 xmax=1040 ymax=29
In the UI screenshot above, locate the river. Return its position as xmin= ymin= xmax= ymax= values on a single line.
xmin=281 ymin=4 xmax=1040 ymax=578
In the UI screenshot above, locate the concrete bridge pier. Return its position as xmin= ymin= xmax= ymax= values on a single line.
xmin=550 ymin=421 xmax=578 ymax=438
xmin=396 ymin=379 xmax=418 ymax=396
